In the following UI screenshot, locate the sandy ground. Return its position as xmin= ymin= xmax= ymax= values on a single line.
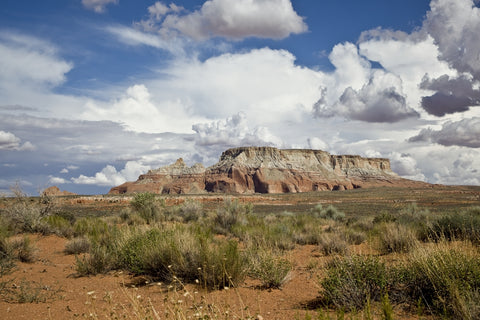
xmin=0 ymin=234 xmax=429 ymax=320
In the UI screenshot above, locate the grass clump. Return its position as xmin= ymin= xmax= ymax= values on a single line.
xmin=425 ymin=207 xmax=480 ymax=243
xmin=318 ymin=233 xmax=348 ymax=256
xmin=311 ymin=204 xmax=345 ymax=221
xmin=396 ymin=243 xmax=480 ymax=319
xmin=378 ymin=222 xmax=417 ymax=254
xmin=78 ymin=224 xmax=246 ymax=289
xmin=320 ymin=255 xmax=387 ymax=311
xmin=247 ymin=247 xmax=292 ymax=288
xmin=212 ymin=198 xmax=251 ymax=235
xmin=40 ymin=215 xmax=74 ymax=237
xmin=64 ymin=236 xmax=90 ymax=255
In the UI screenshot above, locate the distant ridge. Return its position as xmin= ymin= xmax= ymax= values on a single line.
xmin=109 ymin=147 xmax=429 ymax=194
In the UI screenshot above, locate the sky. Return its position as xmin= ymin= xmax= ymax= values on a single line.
xmin=1 ymin=0 xmax=480 ymax=195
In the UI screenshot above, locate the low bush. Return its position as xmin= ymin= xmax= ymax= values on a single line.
xmin=320 ymin=255 xmax=387 ymax=311
xmin=73 ymin=217 xmax=109 ymax=240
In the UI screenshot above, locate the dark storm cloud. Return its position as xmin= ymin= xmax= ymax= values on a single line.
xmin=420 ymin=75 xmax=480 ymax=116
xmin=409 ymin=117 xmax=480 ymax=148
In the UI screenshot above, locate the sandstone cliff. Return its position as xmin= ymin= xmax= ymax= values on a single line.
xmin=109 ymin=147 xmax=426 ymax=195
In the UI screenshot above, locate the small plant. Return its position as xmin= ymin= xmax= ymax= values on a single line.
xmin=425 ymin=207 xmax=480 ymax=243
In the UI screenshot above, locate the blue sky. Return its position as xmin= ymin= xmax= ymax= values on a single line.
xmin=1 ymin=0 xmax=480 ymax=195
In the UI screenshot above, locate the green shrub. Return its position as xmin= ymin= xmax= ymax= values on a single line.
xmin=321 ymin=255 xmax=387 ymax=311
xmin=75 ymin=244 xmax=117 ymax=275
xmin=0 ymin=234 xmax=15 ymax=275
xmin=373 ymin=212 xmax=396 ymax=224
xmin=130 ymin=192 xmax=164 ymax=224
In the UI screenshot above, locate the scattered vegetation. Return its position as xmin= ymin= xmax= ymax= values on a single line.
xmin=2 ymin=185 xmax=480 ymax=319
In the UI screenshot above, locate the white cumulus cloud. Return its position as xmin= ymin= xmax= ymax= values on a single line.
xmin=72 ymin=161 xmax=151 ymax=186
xmin=138 ymin=0 xmax=307 ymax=40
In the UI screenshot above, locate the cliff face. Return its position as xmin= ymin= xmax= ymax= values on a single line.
xmin=109 ymin=147 xmax=423 ymax=195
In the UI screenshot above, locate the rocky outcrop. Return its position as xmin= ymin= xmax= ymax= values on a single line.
xmin=109 ymin=147 xmax=427 ymax=195
xmin=109 ymin=158 xmax=206 ymax=195
xmin=42 ymin=186 xmax=77 ymax=196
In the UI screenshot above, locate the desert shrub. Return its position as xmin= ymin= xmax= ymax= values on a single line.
xmin=319 ymin=233 xmax=348 ymax=256
xmin=212 ymin=198 xmax=251 ymax=235
xmin=76 ymin=243 xmax=118 ymax=275
xmin=378 ymin=222 xmax=417 ymax=254
xmin=345 ymin=229 xmax=366 ymax=245
xmin=247 ymin=248 xmax=292 ymax=288
xmin=321 ymin=255 xmax=387 ymax=311
xmin=93 ymin=225 xmax=247 ymax=289
xmin=64 ymin=237 xmax=90 ymax=255
xmin=234 ymin=216 xmax=296 ymax=251
xmin=425 ymin=207 xmax=480 ymax=243
xmin=2 ymin=187 xmax=56 ymax=233
xmin=40 ymin=215 xmax=74 ymax=237
xmin=130 ymin=192 xmax=164 ymax=224
xmin=0 ymin=234 xmax=15 ymax=275
xmin=177 ymin=200 xmax=204 ymax=222
xmin=311 ymin=204 xmax=345 ymax=221
xmin=291 ymin=213 xmax=324 ymax=245
xmin=373 ymin=212 xmax=396 ymax=224
xmin=396 ymin=244 xmax=480 ymax=319
xmin=73 ymin=217 xmax=109 ymax=239
xmin=10 ymin=236 xmax=36 ymax=263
